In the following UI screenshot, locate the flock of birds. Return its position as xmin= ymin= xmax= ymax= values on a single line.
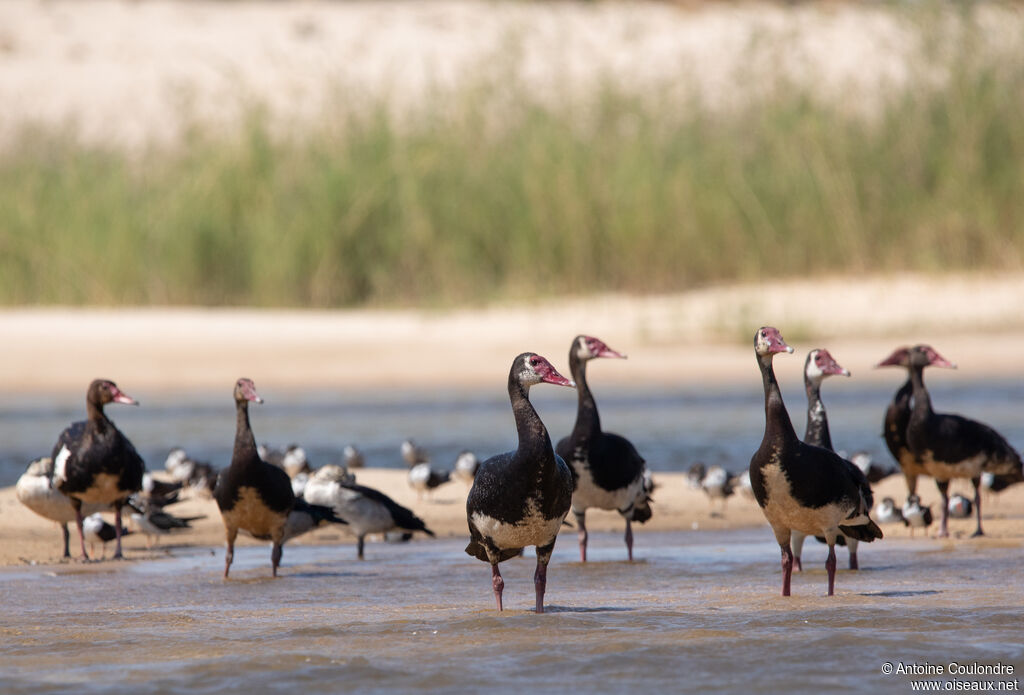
xmin=13 ymin=330 xmax=1024 ymax=611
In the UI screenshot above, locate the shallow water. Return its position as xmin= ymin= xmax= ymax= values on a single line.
xmin=4 ymin=379 xmax=1024 ymax=486
xmin=2 ymin=530 xmax=1022 ymax=694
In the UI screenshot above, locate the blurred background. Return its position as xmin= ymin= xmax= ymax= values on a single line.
xmin=1 ymin=0 xmax=1022 ymax=308
xmin=1 ymin=0 xmax=1023 ymax=483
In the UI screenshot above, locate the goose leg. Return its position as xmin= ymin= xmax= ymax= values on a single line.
xmin=357 ymin=536 xmax=366 ymax=560
xmin=904 ymin=471 xmax=918 ymax=498
xmin=825 ymin=544 xmax=837 ymax=596
xmin=271 ymin=541 xmax=283 ymax=577
xmin=491 ymin=563 xmax=504 ymax=611
xmin=224 ymin=526 xmax=238 ymax=578
xmin=575 ymin=510 xmax=588 ymax=563
xmin=780 ymin=543 xmax=794 ymax=597
xmin=535 ymin=541 xmax=555 ymax=614
xmin=847 ymin=537 xmax=860 ymax=570
xmin=791 ymin=532 xmax=806 ymax=573
xmin=61 ymin=523 xmax=71 ymax=559
xmin=72 ymin=499 xmax=90 ymax=561
xmin=112 ymin=503 xmax=125 ymax=560
xmin=624 ymin=519 xmax=634 ymax=562
xmin=773 ymin=527 xmax=793 ymax=597
xmin=970 ymin=477 xmax=984 ymax=537
xmin=936 ymin=481 xmax=950 ymax=538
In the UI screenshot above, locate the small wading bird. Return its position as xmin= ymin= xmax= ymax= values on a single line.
xmin=83 ymin=513 xmax=133 ymax=559
xmin=748 ymin=327 xmax=882 ymax=597
xmin=304 ymin=464 xmax=435 ymax=560
xmin=51 ymin=379 xmax=145 ymax=561
xmin=555 ymin=335 xmax=652 ymax=563
xmin=466 ymin=353 xmax=575 ymax=613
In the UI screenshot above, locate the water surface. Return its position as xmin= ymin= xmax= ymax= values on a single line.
xmin=2 ymin=530 xmax=1021 ymax=694
xmin=4 ymin=379 xmax=1024 ymax=486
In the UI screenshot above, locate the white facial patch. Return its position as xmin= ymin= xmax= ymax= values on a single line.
xmin=54 ymin=446 xmax=71 ymax=483
xmin=805 ymin=352 xmax=824 ymax=380
xmin=576 ymin=337 xmax=592 ymax=361
xmin=519 ymin=358 xmax=542 ymax=386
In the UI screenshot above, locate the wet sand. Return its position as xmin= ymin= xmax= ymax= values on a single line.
xmin=2 ymin=527 xmax=1022 ymax=695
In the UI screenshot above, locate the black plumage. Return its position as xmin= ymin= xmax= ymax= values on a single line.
xmin=465 ymin=353 xmax=575 ymax=613
xmin=904 ymin=345 xmax=1024 ymax=537
xmin=214 ymin=378 xmax=296 ymax=578
xmin=748 ymin=327 xmax=882 ymax=597
xmin=877 ymin=348 xmax=929 ymax=496
xmin=555 ymin=335 xmax=651 ymax=562
xmin=51 ymin=379 xmax=145 ymax=560
xmin=792 ymin=348 xmax=864 ymax=572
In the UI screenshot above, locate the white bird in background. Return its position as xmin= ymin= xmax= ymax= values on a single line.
xmin=453 ymin=450 xmax=479 ymax=485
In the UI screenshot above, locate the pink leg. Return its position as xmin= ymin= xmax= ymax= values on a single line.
xmin=624 ymin=519 xmax=634 ymax=562
xmin=491 ymin=564 xmax=504 ymax=611
xmin=848 ymin=551 xmax=859 ymax=571
xmin=780 ymin=544 xmax=793 ymax=597
xmin=793 ymin=555 xmax=803 ymax=573
xmin=534 ymin=561 xmax=548 ymax=614
xmin=826 ymin=545 xmax=837 ymax=596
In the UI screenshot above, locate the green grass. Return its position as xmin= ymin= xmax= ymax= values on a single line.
xmin=2 ymin=9 xmax=1023 ymax=308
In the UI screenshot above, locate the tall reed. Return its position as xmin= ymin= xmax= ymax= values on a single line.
xmin=1 ymin=10 xmax=1022 ymax=308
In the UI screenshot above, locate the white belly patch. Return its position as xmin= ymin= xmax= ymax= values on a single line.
xmin=571 ymin=459 xmax=643 ymax=514
xmin=471 ymin=499 xmax=564 ymax=550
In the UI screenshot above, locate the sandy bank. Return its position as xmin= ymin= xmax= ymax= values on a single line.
xmin=2 ymin=468 xmax=1022 ymax=569
xmin=2 ymin=274 xmax=1024 ymax=396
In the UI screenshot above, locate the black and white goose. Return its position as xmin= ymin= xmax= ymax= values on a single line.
xmin=214 ymin=378 xmax=298 ymax=578
xmin=51 ymin=379 xmax=145 ymax=561
xmin=748 ymin=327 xmax=882 ymax=597
xmin=554 ymin=335 xmax=651 ymax=563
xmin=791 ymin=348 xmax=863 ymax=572
xmin=877 ymin=347 xmax=930 ymax=497
xmin=466 ymin=353 xmax=575 ymax=613
xmin=304 ymin=464 xmax=435 ymax=559
xmin=904 ymin=345 xmax=1024 ymax=537
xmin=16 ymin=457 xmax=109 ymax=558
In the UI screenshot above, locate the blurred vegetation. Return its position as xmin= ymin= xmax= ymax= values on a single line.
xmin=1 ymin=9 xmax=1022 ymax=308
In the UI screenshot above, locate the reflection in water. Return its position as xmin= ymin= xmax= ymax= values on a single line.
xmin=2 ymin=530 xmax=1022 ymax=694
